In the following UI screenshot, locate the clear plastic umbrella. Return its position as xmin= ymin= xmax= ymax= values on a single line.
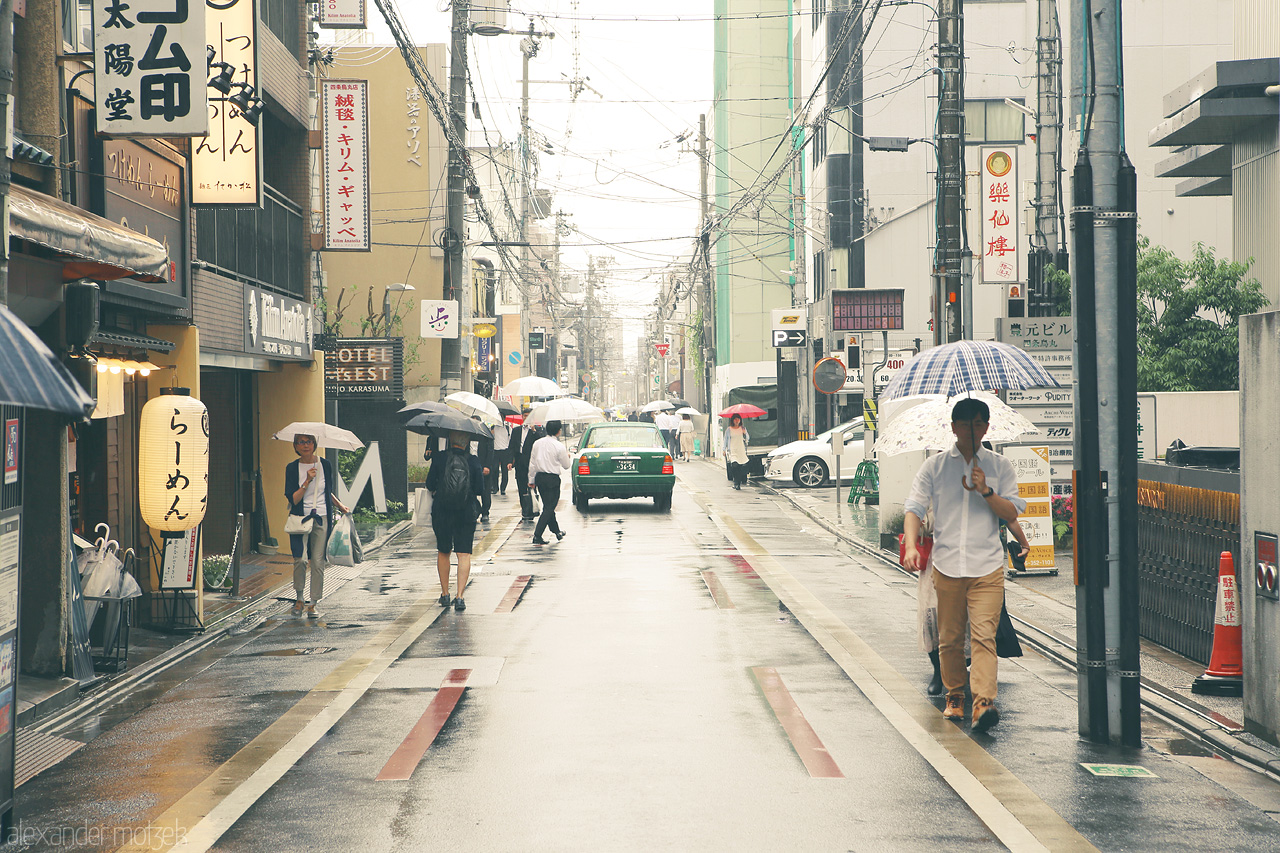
xmin=874 ymin=392 xmax=1039 ymax=456
xmin=500 ymin=376 xmax=563 ymax=397
xmin=272 ymin=422 xmax=364 ymax=451
xmin=640 ymin=400 xmax=674 ymax=413
xmin=444 ymin=391 xmax=502 ymax=426
xmin=528 ymin=397 xmax=605 ymax=424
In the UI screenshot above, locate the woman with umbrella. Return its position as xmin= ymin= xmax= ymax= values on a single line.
xmin=404 ymin=410 xmax=491 ymax=611
xmin=277 ymin=425 xmax=355 ymax=618
xmin=723 ymin=413 xmax=750 ymax=489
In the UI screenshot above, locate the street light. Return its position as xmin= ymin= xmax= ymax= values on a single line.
xmin=384 ymin=283 xmax=415 ymax=337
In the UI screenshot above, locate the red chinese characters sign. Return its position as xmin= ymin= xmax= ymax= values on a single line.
xmin=980 ymin=147 xmax=1020 ymax=285
xmin=322 ymin=80 xmax=371 ymax=251
xmin=654 ymin=342 xmax=670 ymax=357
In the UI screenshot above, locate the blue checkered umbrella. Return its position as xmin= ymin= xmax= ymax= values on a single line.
xmin=880 ymin=340 xmax=1062 ymax=402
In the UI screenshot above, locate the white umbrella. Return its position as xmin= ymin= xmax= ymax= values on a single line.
xmin=444 ymin=391 xmax=502 ymax=426
xmin=675 ymin=406 xmax=702 ymax=416
xmin=500 ymin=376 xmax=563 ymax=398
xmin=640 ymin=400 xmax=674 ymax=413
xmin=874 ymin=392 xmax=1038 ymax=456
xmin=272 ymin=421 xmax=364 ymax=451
xmin=528 ymin=397 xmax=605 ymax=425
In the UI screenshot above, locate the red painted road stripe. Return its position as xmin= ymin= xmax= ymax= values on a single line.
xmin=701 ymin=570 xmax=735 ymax=609
xmin=494 ymin=575 xmax=533 ymax=613
xmin=376 ymin=668 xmax=472 ymax=781
xmin=751 ymin=666 xmax=844 ymax=779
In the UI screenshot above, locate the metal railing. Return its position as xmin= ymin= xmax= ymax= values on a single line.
xmin=1137 ymin=477 xmax=1240 ymax=665
xmin=194 ymin=185 xmax=306 ymax=299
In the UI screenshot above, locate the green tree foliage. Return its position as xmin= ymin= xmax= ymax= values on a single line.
xmin=1136 ymin=238 xmax=1266 ymax=391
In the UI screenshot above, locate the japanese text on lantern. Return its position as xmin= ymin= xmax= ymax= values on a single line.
xmin=93 ymin=0 xmax=208 ymax=137
xmin=322 ymin=80 xmax=371 ymax=251
xmin=980 ymin=147 xmax=1020 ymax=284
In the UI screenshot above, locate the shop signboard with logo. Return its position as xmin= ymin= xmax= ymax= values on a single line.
xmin=244 ymin=286 xmax=314 ymax=361
xmin=94 ymin=137 xmax=187 ymax=299
xmin=319 ymin=0 xmax=366 ymax=28
xmin=980 ymin=147 xmax=1021 ymax=284
xmin=324 ymin=338 xmax=404 ymax=400
xmin=192 ymin=0 xmax=260 ymax=205
xmin=1004 ymin=446 xmax=1055 ymax=569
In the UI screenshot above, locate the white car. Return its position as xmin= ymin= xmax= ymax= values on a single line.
xmin=765 ymin=418 xmax=867 ymax=487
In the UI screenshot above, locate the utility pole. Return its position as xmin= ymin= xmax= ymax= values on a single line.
xmin=0 ymin=0 xmax=14 ymax=305
xmin=444 ymin=0 xmax=470 ymax=392
xmin=1031 ymin=0 xmax=1066 ymax=316
xmin=697 ymin=114 xmax=714 ymax=450
xmin=1070 ymin=0 xmax=1140 ymax=747
xmin=517 ymin=24 xmax=551 ymax=378
xmin=935 ymin=0 xmax=967 ymax=343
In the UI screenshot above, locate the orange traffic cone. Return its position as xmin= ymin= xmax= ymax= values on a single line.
xmin=1192 ymin=551 xmax=1244 ymax=696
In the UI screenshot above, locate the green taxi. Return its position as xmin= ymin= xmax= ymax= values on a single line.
xmin=571 ymin=422 xmax=675 ymax=511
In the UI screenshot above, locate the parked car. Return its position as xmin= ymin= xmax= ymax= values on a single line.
xmin=571 ymin=422 xmax=676 ymax=510
xmin=765 ymin=418 xmax=866 ymax=488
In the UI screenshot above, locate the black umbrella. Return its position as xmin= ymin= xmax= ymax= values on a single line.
xmin=0 ymin=304 xmax=94 ymax=419
xmin=667 ymin=398 xmax=692 ymax=410
xmin=396 ymin=400 xmax=453 ymax=423
xmin=403 ymin=410 xmax=494 ymax=441
xmin=494 ymin=399 xmax=520 ymax=417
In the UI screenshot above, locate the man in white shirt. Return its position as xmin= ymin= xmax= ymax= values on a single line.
xmin=902 ymin=397 xmax=1026 ymax=732
xmin=527 ymin=419 xmax=571 ymax=545
xmin=491 ymin=420 xmax=512 ymax=495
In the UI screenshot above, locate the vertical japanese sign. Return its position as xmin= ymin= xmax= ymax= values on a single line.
xmin=93 ymin=0 xmax=208 ymax=136
xmin=2 ymin=421 xmax=16 ymax=486
xmin=321 ymin=80 xmax=371 ymax=251
xmin=405 ymin=86 xmax=423 ymax=168
xmin=981 ymin=147 xmax=1020 ymax=284
xmin=1004 ymin=446 xmax=1056 ymax=569
xmin=192 ymin=0 xmax=259 ymax=205
xmin=318 ymin=0 xmax=366 ymax=28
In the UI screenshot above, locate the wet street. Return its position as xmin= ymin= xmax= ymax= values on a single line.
xmin=10 ymin=463 xmax=1280 ymax=852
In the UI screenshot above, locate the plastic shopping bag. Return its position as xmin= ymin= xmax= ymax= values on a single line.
xmin=917 ymin=565 xmax=939 ymax=654
xmin=326 ymin=513 xmax=356 ymax=567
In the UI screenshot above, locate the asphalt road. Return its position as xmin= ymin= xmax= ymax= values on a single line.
xmin=10 ymin=465 xmax=1280 ymax=852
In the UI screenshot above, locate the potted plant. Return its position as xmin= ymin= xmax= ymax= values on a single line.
xmin=203 ymin=553 xmax=233 ymax=590
xmin=1052 ymin=495 xmax=1074 ymax=551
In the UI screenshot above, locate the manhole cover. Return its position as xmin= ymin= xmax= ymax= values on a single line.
xmin=254 ymin=647 xmax=338 ymax=657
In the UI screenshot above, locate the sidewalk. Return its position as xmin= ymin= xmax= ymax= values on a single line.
xmin=12 ymin=518 xmax=420 ymax=787
xmin=767 ymin=475 xmax=1280 ymax=780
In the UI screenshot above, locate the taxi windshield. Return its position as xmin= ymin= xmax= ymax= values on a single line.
xmin=583 ymin=427 xmax=665 ymax=449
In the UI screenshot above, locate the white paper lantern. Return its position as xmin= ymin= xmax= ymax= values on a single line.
xmin=139 ymin=388 xmax=209 ymax=532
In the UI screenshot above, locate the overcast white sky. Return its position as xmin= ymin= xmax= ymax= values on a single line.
xmin=334 ymin=1 xmax=716 ymax=333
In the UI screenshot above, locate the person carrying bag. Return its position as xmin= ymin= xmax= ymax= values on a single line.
xmin=285 ymin=434 xmax=350 ymax=618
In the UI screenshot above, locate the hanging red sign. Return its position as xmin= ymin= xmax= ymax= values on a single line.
xmin=654 ymin=342 xmax=670 ymax=357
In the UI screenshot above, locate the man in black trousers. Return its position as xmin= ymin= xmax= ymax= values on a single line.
xmin=511 ymin=412 xmax=540 ymax=521
xmin=527 ymin=420 xmax=570 ymax=545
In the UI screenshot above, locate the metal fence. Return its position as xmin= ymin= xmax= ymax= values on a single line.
xmin=194 ymin=185 xmax=306 ymax=299
xmin=1137 ymin=475 xmax=1239 ymax=665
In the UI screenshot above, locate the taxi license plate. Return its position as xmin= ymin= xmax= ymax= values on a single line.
xmin=616 ymin=460 xmax=636 ymax=472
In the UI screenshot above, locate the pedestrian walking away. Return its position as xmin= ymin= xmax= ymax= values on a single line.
xmin=284 ymin=434 xmax=350 ymax=619
xmin=512 ymin=414 xmax=541 ymax=521
xmin=469 ymin=415 xmax=495 ymax=522
xmin=723 ymin=413 xmax=750 ymax=489
xmin=528 ymin=419 xmax=571 ymax=544
xmin=902 ymin=397 xmax=1025 ymax=732
xmin=492 ymin=418 xmax=513 ymax=495
xmin=678 ymin=413 xmax=695 ymax=461
xmin=426 ymin=429 xmax=486 ymax=612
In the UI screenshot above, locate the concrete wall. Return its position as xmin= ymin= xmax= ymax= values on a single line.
xmin=1148 ymin=391 xmax=1240 ymax=453
xmin=1239 ymin=310 xmax=1280 ymax=744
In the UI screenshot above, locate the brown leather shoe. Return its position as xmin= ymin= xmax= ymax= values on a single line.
xmin=972 ymin=699 xmax=1000 ymax=732
xmin=942 ymin=693 xmax=964 ymax=721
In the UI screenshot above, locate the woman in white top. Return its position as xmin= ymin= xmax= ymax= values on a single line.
xmin=285 ymin=434 xmax=350 ymax=618
xmin=722 ymin=414 xmax=750 ymax=489
xmin=678 ymin=414 xmax=696 ymax=461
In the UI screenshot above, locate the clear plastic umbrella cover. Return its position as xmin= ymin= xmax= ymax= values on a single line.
xmin=874 ymin=393 xmax=1039 ymax=456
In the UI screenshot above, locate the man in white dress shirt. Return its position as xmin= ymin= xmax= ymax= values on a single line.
xmin=901 ymin=397 xmax=1026 ymax=732
xmin=527 ymin=419 xmax=571 ymax=545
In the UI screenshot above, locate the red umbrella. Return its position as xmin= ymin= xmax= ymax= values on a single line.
xmin=505 ymin=414 xmax=524 ymax=425
xmin=718 ymin=404 xmax=767 ymax=419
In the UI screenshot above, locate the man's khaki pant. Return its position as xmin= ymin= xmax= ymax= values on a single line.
xmin=934 ymin=567 xmax=1004 ymax=705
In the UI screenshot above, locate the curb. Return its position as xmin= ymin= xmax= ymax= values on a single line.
xmin=28 ymin=519 xmax=416 ymax=737
xmin=767 ymin=484 xmax=1280 ymax=783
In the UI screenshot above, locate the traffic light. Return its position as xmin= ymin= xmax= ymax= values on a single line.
xmin=846 ymin=337 xmax=861 ymax=370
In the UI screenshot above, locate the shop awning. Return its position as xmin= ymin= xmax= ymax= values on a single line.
xmin=90 ymin=329 xmax=176 ymax=353
xmin=7 ymin=184 xmax=171 ymax=283
xmin=0 ymin=303 xmax=95 ymax=419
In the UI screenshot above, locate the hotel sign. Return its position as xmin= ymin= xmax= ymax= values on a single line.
xmin=324 ymin=338 xmax=404 ymax=400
